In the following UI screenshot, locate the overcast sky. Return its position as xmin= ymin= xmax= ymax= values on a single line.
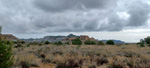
xmin=0 ymin=0 xmax=150 ymax=43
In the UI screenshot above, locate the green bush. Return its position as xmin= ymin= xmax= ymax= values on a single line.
xmin=106 ymin=40 xmax=115 ymax=45
xmin=6 ymin=41 xmax=11 ymax=45
xmin=14 ymin=43 xmax=22 ymax=48
xmin=98 ymin=41 xmax=104 ymax=45
xmin=144 ymin=36 xmax=150 ymax=44
xmin=12 ymin=41 xmax=17 ymax=44
xmin=65 ymin=42 xmax=70 ymax=45
xmin=140 ymin=39 xmax=145 ymax=47
xmin=84 ymin=40 xmax=97 ymax=45
xmin=0 ymin=27 xmax=13 ymax=68
xmin=91 ymin=41 xmax=97 ymax=45
xmin=27 ymin=44 xmax=30 ymax=47
xmin=44 ymin=41 xmax=50 ymax=44
xmin=139 ymin=37 xmax=150 ymax=47
xmin=72 ymin=38 xmax=82 ymax=45
xmin=29 ymin=42 xmax=39 ymax=45
xmin=21 ymin=41 xmax=25 ymax=44
xmin=84 ymin=40 xmax=91 ymax=45
xmin=54 ymin=41 xmax=63 ymax=45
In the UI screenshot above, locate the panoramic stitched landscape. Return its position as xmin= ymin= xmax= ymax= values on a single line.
xmin=1 ymin=33 xmax=150 ymax=68
xmin=1 ymin=0 xmax=150 ymax=68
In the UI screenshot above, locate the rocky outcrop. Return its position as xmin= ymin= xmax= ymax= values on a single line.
xmin=0 ymin=34 xmax=20 ymax=41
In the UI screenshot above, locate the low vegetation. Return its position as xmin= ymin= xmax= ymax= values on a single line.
xmin=106 ymin=40 xmax=115 ymax=45
xmin=72 ymin=38 xmax=82 ymax=45
xmin=9 ymin=43 xmax=150 ymax=68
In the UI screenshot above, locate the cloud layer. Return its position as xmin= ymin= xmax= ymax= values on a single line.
xmin=0 ymin=0 xmax=150 ymax=34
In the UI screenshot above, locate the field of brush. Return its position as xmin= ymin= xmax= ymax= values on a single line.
xmin=12 ymin=44 xmax=150 ymax=68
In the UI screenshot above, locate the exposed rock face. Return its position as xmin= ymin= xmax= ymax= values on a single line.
xmin=80 ymin=35 xmax=90 ymax=41
xmin=0 ymin=34 xmax=20 ymax=41
xmin=22 ymin=34 xmax=98 ymax=43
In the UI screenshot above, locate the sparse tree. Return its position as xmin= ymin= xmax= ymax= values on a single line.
xmin=72 ymin=38 xmax=82 ymax=45
xmin=45 ymin=41 xmax=50 ymax=44
xmin=144 ymin=36 xmax=150 ymax=45
xmin=91 ymin=41 xmax=97 ymax=45
xmin=21 ymin=41 xmax=25 ymax=44
xmin=98 ymin=41 xmax=104 ymax=45
xmin=0 ymin=27 xmax=13 ymax=68
xmin=140 ymin=39 xmax=145 ymax=47
xmin=106 ymin=40 xmax=115 ymax=45
xmin=55 ymin=41 xmax=63 ymax=45
xmin=84 ymin=40 xmax=91 ymax=45
xmin=84 ymin=40 xmax=97 ymax=45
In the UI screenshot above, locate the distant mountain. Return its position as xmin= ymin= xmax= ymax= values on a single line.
xmin=22 ymin=34 xmax=125 ymax=44
xmin=101 ymin=40 xmax=125 ymax=44
xmin=67 ymin=34 xmax=79 ymax=37
xmin=22 ymin=34 xmax=78 ymax=43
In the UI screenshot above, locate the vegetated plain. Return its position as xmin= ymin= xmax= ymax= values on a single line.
xmin=12 ymin=43 xmax=150 ymax=68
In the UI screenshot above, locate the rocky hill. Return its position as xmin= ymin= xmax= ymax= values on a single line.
xmin=0 ymin=34 xmax=20 ymax=41
xmin=22 ymin=34 xmax=79 ymax=43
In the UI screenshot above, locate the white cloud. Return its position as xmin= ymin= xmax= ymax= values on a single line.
xmin=117 ymin=12 xmax=130 ymax=20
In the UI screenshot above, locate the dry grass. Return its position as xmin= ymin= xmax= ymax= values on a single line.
xmin=12 ymin=44 xmax=150 ymax=68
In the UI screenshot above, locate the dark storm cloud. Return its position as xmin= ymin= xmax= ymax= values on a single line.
xmin=127 ymin=0 xmax=150 ymax=26
xmin=34 ymin=0 xmax=117 ymax=12
xmin=0 ymin=0 xmax=150 ymax=34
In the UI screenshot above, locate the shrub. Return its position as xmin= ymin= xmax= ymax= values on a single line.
xmin=0 ymin=27 xmax=13 ymax=68
xmin=65 ymin=42 xmax=70 ymax=45
xmin=54 ymin=41 xmax=63 ymax=45
xmin=14 ymin=44 xmax=22 ymax=48
xmin=12 ymin=41 xmax=17 ymax=44
xmin=144 ymin=36 xmax=150 ymax=44
xmin=98 ymin=41 xmax=104 ymax=45
xmin=84 ymin=40 xmax=97 ymax=45
xmin=6 ymin=41 xmax=11 ymax=45
xmin=88 ymin=64 xmax=96 ymax=68
xmin=106 ymin=40 xmax=115 ymax=45
xmin=27 ymin=44 xmax=30 ymax=47
xmin=140 ymin=39 xmax=145 ymax=47
xmin=21 ymin=41 xmax=25 ymax=44
xmin=45 ymin=41 xmax=50 ymax=44
xmin=21 ymin=61 xmax=30 ymax=68
xmin=91 ymin=41 xmax=97 ymax=45
xmin=84 ymin=40 xmax=91 ymax=45
xmin=72 ymin=38 xmax=82 ymax=45
xmin=108 ymin=61 xmax=126 ymax=68
xmin=29 ymin=42 xmax=39 ymax=45
xmin=96 ymin=57 xmax=108 ymax=66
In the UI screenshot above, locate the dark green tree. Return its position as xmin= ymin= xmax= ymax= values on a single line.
xmin=84 ymin=40 xmax=91 ymax=45
xmin=65 ymin=42 xmax=70 ymax=45
xmin=98 ymin=41 xmax=104 ymax=45
xmin=45 ymin=41 xmax=50 ymax=44
xmin=106 ymin=40 xmax=115 ymax=45
xmin=140 ymin=39 xmax=145 ymax=47
xmin=72 ymin=38 xmax=82 ymax=45
xmin=144 ymin=36 xmax=150 ymax=45
xmin=0 ymin=27 xmax=13 ymax=68
xmin=91 ymin=41 xmax=97 ymax=45
xmin=21 ymin=41 xmax=25 ymax=44
xmin=84 ymin=40 xmax=97 ymax=45
xmin=54 ymin=41 xmax=63 ymax=45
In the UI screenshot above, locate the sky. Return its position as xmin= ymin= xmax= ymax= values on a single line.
xmin=0 ymin=0 xmax=150 ymax=43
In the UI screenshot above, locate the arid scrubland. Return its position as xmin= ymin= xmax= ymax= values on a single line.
xmin=12 ymin=44 xmax=150 ymax=68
